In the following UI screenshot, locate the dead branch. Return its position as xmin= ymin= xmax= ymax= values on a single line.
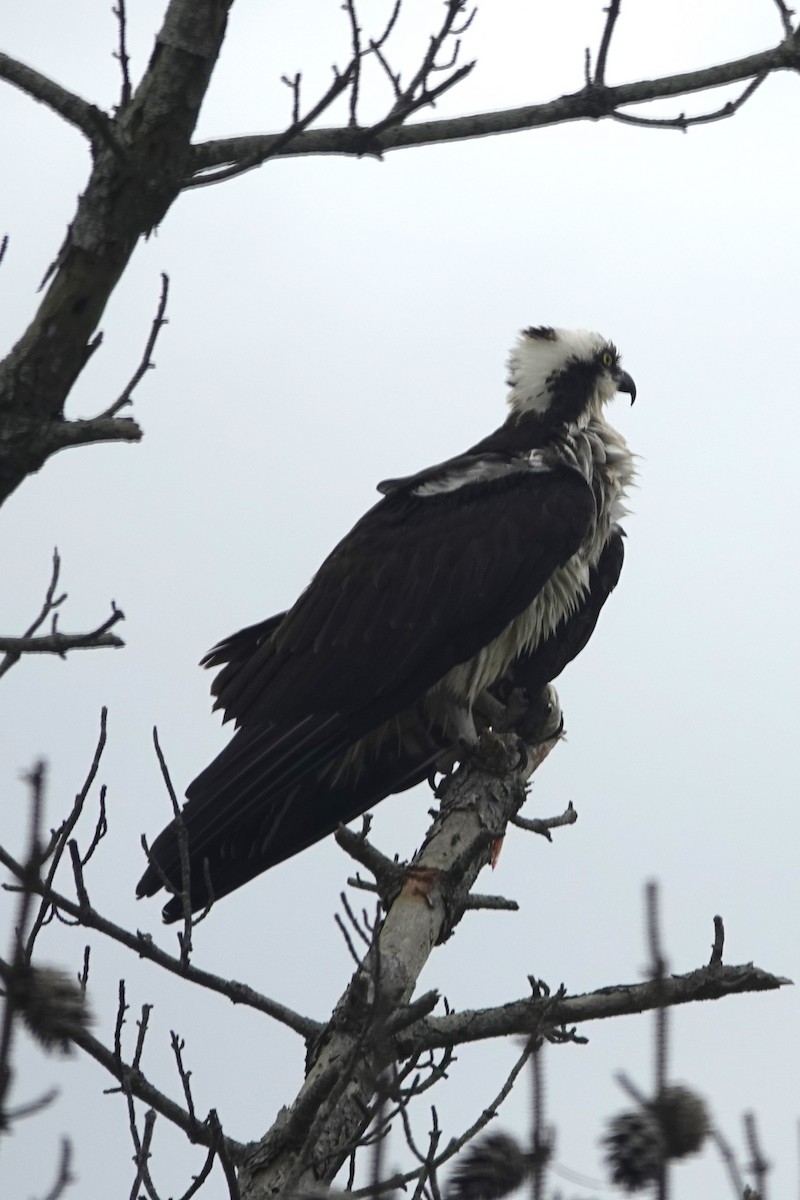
xmin=186 ymin=63 xmax=355 ymax=188
xmin=772 ymin=0 xmax=797 ymax=39
xmin=34 ymin=1137 xmax=74 ymax=1200
xmin=592 ymin=0 xmax=622 ymax=87
xmin=126 ymin=1103 xmax=157 ymax=1200
xmin=151 ymin=726 xmax=205 ymax=962
xmin=98 ymin=272 xmax=170 ymax=418
xmin=26 ymin=709 xmax=109 ymax=957
xmin=0 ymin=838 xmax=320 ymax=1040
xmin=611 ymin=72 xmax=768 ymax=132
xmin=743 ymin=1112 xmax=770 ymax=1196
xmin=0 ymin=606 xmax=125 ymax=661
xmin=510 ymin=802 xmax=577 ymax=841
xmin=170 ymin=1031 xmax=200 ymax=1132
xmin=353 ymin=1041 xmax=535 ymax=1197
xmin=711 ymin=1127 xmax=748 ymax=1197
xmin=29 ymin=415 xmax=143 ymax=456
xmin=238 ymin=726 xmax=562 ymax=1198
xmin=0 ymin=762 xmax=46 ymax=1126
xmin=337 ymin=819 xmax=406 ymax=906
xmin=0 ymin=549 xmax=65 ymax=680
xmin=2 ymin=3 xmax=798 ymax=511
xmin=0 ymin=51 xmax=119 ymax=150
xmin=191 ymin=34 xmax=800 ymax=177
xmin=70 ymin=1014 xmax=245 ymax=1158
xmin=112 ymin=0 xmax=133 ymax=111
xmin=394 ymin=960 xmax=792 ymax=1057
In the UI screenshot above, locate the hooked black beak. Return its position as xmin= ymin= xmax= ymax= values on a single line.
xmin=615 ymin=369 xmax=637 ymax=405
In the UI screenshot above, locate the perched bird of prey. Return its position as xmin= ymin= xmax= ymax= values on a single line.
xmin=138 ymin=327 xmax=636 ymax=920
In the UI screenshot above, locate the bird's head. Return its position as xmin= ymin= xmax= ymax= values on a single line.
xmin=506 ymin=326 xmax=636 ymax=427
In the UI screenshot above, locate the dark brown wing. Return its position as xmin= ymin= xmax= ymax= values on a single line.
xmin=211 ymin=465 xmax=595 ymax=727
xmin=138 ymin=463 xmax=596 ymax=919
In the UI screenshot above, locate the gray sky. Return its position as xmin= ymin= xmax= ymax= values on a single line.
xmin=1 ymin=1 xmax=798 ymax=1196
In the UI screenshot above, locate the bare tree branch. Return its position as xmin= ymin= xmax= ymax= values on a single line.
xmin=191 ymin=36 xmax=800 ymax=177
xmin=0 ymin=51 xmax=119 ymax=150
xmin=69 ymin=1016 xmax=245 ymax=1158
xmin=593 ymin=0 xmax=622 ymax=87
xmin=611 ymin=72 xmax=768 ymax=131
xmin=34 ymin=1137 xmax=74 ymax=1200
xmin=394 ymin=961 xmax=792 ymax=1056
xmin=709 ymin=914 xmax=725 ymax=967
xmin=510 ymin=801 xmax=577 ymax=841
xmin=771 ymin=0 xmax=797 ymax=39
xmin=0 ymin=604 xmax=125 ymax=667
xmin=0 ymin=0 xmax=233 ymax=506
xmin=0 ymin=550 xmax=65 ymax=681
xmin=0 ymin=762 xmax=46 ymax=1126
xmin=27 ymin=710 xmax=108 ymax=955
xmin=0 ymin=840 xmax=320 ymax=1040
xmin=743 ymin=1112 xmax=770 ymax=1197
xmin=112 ymin=0 xmax=133 ymax=111
xmin=238 ymin=727 xmax=563 ymax=1197
xmin=186 ymin=63 xmax=355 ymax=189
xmin=99 ymin=272 xmax=170 ymax=419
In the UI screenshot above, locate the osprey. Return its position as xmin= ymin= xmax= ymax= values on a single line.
xmin=138 ymin=327 xmax=636 ymax=920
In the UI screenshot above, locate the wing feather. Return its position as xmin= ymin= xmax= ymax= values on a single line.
xmin=215 ymin=466 xmax=594 ymax=726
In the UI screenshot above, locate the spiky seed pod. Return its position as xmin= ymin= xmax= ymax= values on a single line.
xmin=447 ymin=1132 xmax=531 ymax=1200
xmin=603 ymin=1109 xmax=665 ymax=1193
xmin=9 ymin=964 xmax=92 ymax=1055
xmin=650 ymin=1085 xmax=710 ymax=1159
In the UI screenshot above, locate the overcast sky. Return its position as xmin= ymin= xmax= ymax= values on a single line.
xmin=1 ymin=2 xmax=798 ymax=1197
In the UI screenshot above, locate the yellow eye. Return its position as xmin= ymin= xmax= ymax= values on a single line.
xmin=601 ymin=350 xmax=613 ymax=368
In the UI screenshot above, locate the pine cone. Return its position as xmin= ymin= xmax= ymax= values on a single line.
xmin=650 ymin=1086 xmax=709 ymax=1159
xmin=447 ymin=1132 xmax=530 ymax=1200
xmin=603 ymin=1109 xmax=665 ymax=1193
xmin=10 ymin=964 xmax=92 ymax=1055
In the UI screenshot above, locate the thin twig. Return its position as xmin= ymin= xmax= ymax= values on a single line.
xmin=72 ymin=1016 xmax=245 ymax=1158
xmin=113 ymin=980 xmax=128 ymax=1067
xmin=0 ymin=608 xmax=125 ymax=660
xmin=0 ymin=550 xmax=66 ymax=681
xmin=612 ymin=73 xmax=768 ymax=131
xmin=0 ymin=762 xmax=46 ymax=1126
xmin=128 ymin=1106 xmax=156 ymax=1200
xmin=709 ymin=914 xmax=725 ymax=966
xmin=0 ymin=842 xmax=320 ymax=1038
xmin=343 ymin=0 xmax=363 ymax=125
xmin=34 ymin=1137 xmax=74 ymax=1200
xmin=594 ymin=0 xmax=622 ymax=86
xmin=191 ymin=35 xmax=800 ymax=176
xmin=152 ymin=726 xmax=197 ymax=963
xmin=510 ymin=802 xmax=577 ymax=841
xmin=132 ymin=1004 xmax=152 ymax=1072
xmin=26 ymin=709 xmax=109 ymax=958
xmin=646 ymin=881 xmax=670 ymax=1200
xmin=744 ymin=1112 xmax=770 ymax=1199
xmin=170 ymin=1031 xmax=200 ymax=1133
xmin=530 ymin=1040 xmax=549 ymax=1200
xmin=112 ymin=0 xmax=132 ymax=109
xmin=280 ymin=72 xmax=301 ymax=124
xmin=81 ymin=786 xmax=108 ymax=868
xmin=710 ymin=1127 xmax=747 ymax=1198
xmin=352 ymin=1041 xmax=536 ymax=1196
xmin=771 ymin=0 xmax=796 ymax=39
xmin=99 ymin=273 xmax=169 ymax=418
xmin=187 ymin=64 xmax=354 ymax=188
